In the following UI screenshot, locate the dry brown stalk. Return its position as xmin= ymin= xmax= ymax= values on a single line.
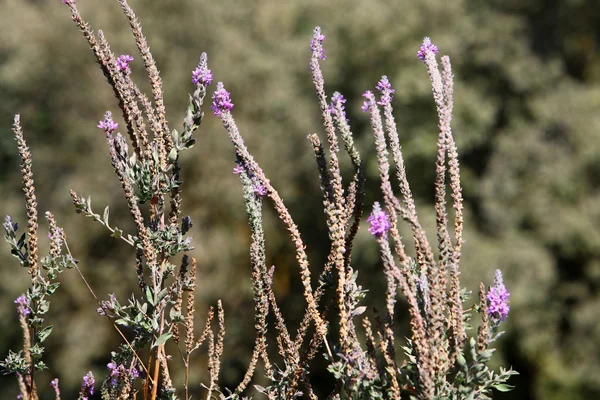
xmin=117 ymin=0 xmax=172 ymax=158
xmin=12 ymin=115 xmax=38 ymax=276
xmin=477 ymin=283 xmax=490 ymax=354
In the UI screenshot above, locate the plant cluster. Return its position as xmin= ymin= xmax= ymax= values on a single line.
xmin=2 ymin=1 xmax=515 ymax=399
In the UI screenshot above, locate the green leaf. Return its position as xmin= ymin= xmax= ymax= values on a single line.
xmin=493 ymin=384 xmax=515 ymax=392
xmin=37 ymin=326 xmax=53 ymax=343
xmin=146 ymin=286 xmax=154 ymax=305
xmin=168 ymin=148 xmax=178 ymax=163
xmin=111 ymin=228 xmax=122 ymax=239
xmin=103 ymin=206 xmax=110 ymax=225
xmin=46 ymin=282 xmax=60 ymax=295
xmin=152 ymin=332 xmax=173 ymax=348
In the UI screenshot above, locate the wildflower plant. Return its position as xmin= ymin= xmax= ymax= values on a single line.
xmin=2 ymin=1 xmax=516 ymax=399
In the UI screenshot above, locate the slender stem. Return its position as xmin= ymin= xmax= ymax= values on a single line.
xmin=185 ymin=355 xmax=190 ymax=400
xmin=150 ymin=353 xmax=160 ymax=400
xmin=65 ymin=242 xmax=152 ymax=380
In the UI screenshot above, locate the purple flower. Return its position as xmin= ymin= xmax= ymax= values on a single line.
xmin=116 ymin=54 xmax=134 ymax=73
xmin=51 ymin=378 xmax=60 ymax=396
xmin=310 ymin=26 xmax=326 ymax=61
xmin=487 ymin=269 xmax=510 ymax=322
xmin=233 ymin=165 xmax=244 ymax=174
xmin=376 ymin=75 xmax=395 ymax=106
xmin=80 ymin=371 xmax=95 ymax=398
xmin=48 ymin=227 xmax=64 ymax=248
xmin=211 ymin=82 xmax=234 ymax=116
xmin=367 ymin=202 xmax=391 ymax=237
xmin=253 ymin=184 xmax=267 ymax=197
xmin=361 ymin=90 xmax=374 ymax=112
xmin=417 ymin=37 xmax=439 ymax=61
xmin=98 ymin=111 xmax=119 ymax=135
xmin=329 ymin=92 xmax=347 ymax=120
xmin=192 ymin=53 xmax=213 ymax=86
xmin=61 ymin=0 xmax=73 ymax=5
xmin=107 ymin=362 xmax=121 ymax=386
xmin=14 ymin=295 xmax=30 ymax=317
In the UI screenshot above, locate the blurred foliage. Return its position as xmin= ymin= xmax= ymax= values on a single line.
xmin=1 ymin=0 xmax=599 ymax=398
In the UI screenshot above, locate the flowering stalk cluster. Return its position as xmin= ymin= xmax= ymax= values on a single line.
xmin=2 ymin=2 xmax=516 ymax=400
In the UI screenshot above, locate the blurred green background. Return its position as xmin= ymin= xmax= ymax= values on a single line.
xmin=1 ymin=0 xmax=600 ymax=398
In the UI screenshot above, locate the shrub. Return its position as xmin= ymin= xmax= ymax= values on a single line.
xmin=2 ymin=1 xmax=516 ymax=399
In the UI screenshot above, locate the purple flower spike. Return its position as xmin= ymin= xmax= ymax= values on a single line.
xmin=487 ymin=269 xmax=510 ymax=322
xmin=192 ymin=53 xmax=213 ymax=86
xmin=51 ymin=378 xmax=60 ymax=397
xmin=376 ymin=75 xmax=395 ymax=106
xmin=116 ymin=54 xmax=134 ymax=73
xmin=211 ymin=82 xmax=234 ymax=116
xmin=233 ymin=165 xmax=244 ymax=174
xmin=80 ymin=371 xmax=95 ymax=399
xmin=367 ymin=202 xmax=391 ymax=238
xmin=329 ymin=92 xmax=347 ymax=119
xmin=98 ymin=111 xmax=118 ymax=135
xmin=361 ymin=90 xmax=374 ymax=112
xmin=310 ymin=26 xmax=326 ymax=61
xmin=417 ymin=37 xmax=439 ymax=61
xmin=14 ymin=295 xmax=30 ymax=317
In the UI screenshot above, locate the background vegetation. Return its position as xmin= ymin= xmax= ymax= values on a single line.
xmin=1 ymin=0 xmax=599 ymax=398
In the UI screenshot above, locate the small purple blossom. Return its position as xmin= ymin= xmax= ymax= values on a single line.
xmin=61 ymin=0 xmax=73 ymax=4
xmin=14 ymin=295 xmax=30 ymax=317
xmin=233 ymin=165 xmax=244 ymax=174
xmin=310 ymin=26 xmax=326 ymax=61
xmin=253 ymin=184 xmax=267 ymax=197
xmin=367 ymin=202 xmax=392 ymax=238
xmin=417 ymin=37 xmax=439 ymax=61
xmin=79 ymin=371 xmax=95 ymax=399
xmin=51 ymin=378 xmax=60 ymax=397
xmin=376 ymin=75 xmax=395 ymax=106
xmin=107 ymin=362 xmax=140 ymax=386
xmin=192 ymin=53 xmax=213 ymax=86
xmin=116 ymin=54 xmax=134 ymax=73
xmin=98 ymin=111 xmax=119 ymax=135
xmin=211 ymin=82 xmax=234 ymax=116
xmin=361 ymin=90 xmax=374 ymax=112
xmin=329 ymin=92 xmax=347 ymax=120
xmin=48 ymin=227 xmax=64 ymax=248
xmin=487 ymin=269 xmax=510 ymax=322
